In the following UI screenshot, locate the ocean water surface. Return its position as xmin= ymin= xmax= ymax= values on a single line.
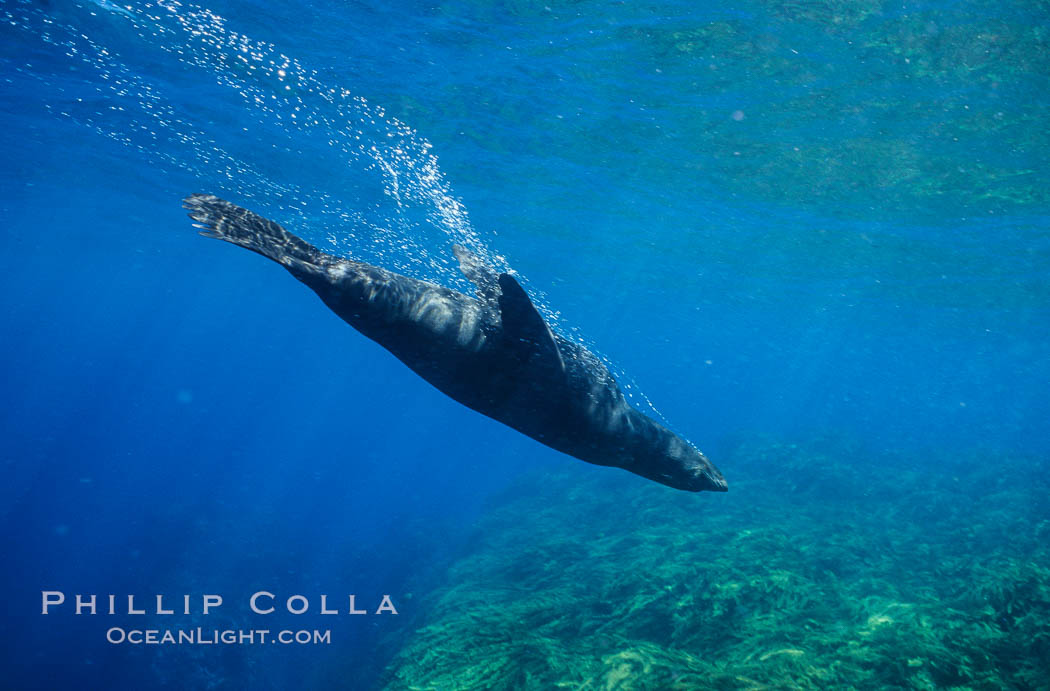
xmin=1 ymin=0 xmax=1048 ymax=688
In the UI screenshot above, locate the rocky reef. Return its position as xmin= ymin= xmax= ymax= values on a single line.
xmin=384 ymin=436 xmax=1050 ymax=689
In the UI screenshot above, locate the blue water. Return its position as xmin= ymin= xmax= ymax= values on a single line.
xmin=1 ymin=0 xmax=1047 ymax=688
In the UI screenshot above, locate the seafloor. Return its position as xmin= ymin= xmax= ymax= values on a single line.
xmin=382 ymin=437 xmax=1049 ymax=690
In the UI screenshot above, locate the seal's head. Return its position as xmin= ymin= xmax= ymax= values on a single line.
xmin=668 ymin=441 xmax=728 ymax=492
xmin=632 ymin=432 xmax=728 ymax=493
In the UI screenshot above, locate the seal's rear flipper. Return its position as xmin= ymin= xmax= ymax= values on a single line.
xmin=183 ymin=194 xmax=331 ymax=273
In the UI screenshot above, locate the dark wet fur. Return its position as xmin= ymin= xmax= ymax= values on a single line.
xmin=184 ymin=194 xmax=727 ymax=492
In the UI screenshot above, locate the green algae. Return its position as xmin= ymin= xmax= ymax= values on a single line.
xmin=634 ymin=2 xmax=1050 ymax=218
xmin=383 ymin=438 xmax=1050 ymax=689
xmin=417 ymin=0 xmax=1049 ymax=222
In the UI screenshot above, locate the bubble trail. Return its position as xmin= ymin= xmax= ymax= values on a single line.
xmin=2 ymin=0 xmax=670 ymax=423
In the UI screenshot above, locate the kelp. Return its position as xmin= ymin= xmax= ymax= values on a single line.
xmin=383 ymin=437 xmax=1050 ymax=689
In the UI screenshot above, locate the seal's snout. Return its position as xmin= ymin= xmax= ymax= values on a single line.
xmin=704 ymin=467 xmax=729 ymax=492
xmin=689 ymin=449 xmax=728 ymax=492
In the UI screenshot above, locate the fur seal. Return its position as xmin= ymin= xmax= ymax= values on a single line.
xmin=183 ymin=194 xmax=727 ymax=492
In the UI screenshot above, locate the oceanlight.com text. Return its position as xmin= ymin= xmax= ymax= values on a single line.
xmin=106 ymin=627 xmax=331 ymax=645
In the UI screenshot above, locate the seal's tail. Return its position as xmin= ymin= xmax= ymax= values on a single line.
xmin=183 ymin=193 xmax=332 ymax=272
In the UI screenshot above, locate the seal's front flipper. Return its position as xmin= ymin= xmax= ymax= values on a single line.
xmin=453 ymin=244 xmax=500 ymax=306
xmin=183 ymin=194 xmax=333 ymax=274
xmin=497 ymin=273 xmax=565 ymax=372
